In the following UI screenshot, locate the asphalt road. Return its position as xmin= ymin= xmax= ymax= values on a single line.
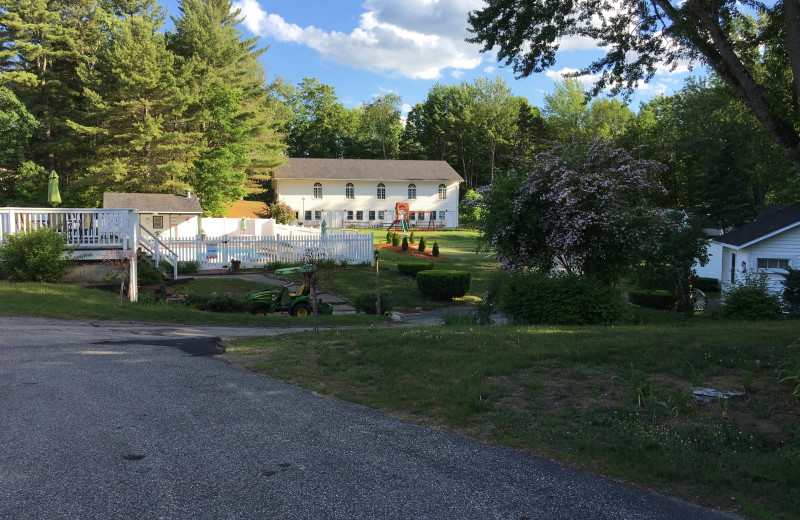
xmin=0 ymin=317 xmax=740 ymax=519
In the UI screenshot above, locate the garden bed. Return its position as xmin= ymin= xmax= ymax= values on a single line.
xmin=374 ymin=242 xmax=449 ymax=260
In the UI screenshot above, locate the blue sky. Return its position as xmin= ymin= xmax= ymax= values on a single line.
xmin=165 ymin=0 xmax=702 ymax=114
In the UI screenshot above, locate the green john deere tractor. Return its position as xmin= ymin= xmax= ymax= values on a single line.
xmin=245 ymin=264 xmax=333 ymax=317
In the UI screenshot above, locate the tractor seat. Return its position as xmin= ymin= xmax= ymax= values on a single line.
xmin=289 ymin=283 xmax=307 ymax=298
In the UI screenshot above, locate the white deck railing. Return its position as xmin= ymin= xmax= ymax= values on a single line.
xmin=0 ymin=207 xmax=137 ymax=249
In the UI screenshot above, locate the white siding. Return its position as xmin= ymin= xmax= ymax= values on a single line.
xmin=275 ymin=179 xmax=460 ymax=228
xmin=138 ymin=213 xmax=199 ymax=239
xmin=744 ymin=227 xmax=800 ymax=294
xmin=694 ymin=241 xmax=723 ymax=281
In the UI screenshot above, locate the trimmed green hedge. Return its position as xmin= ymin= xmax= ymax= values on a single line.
xmin=398 ymin=261 xmax=433 ymax=276
xmin=489 ymin=271 xmax=626 ymax=325
xmin=628 ymin=289 xmax=677 ymax=310
xmin=691 ymin=276 xmax=720 ymax=292
xmin=417 ymin=270 xmax=471 ymax=300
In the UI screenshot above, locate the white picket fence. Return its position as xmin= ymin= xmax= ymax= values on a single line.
xmin=163 ymin=232 xmax=374 ymax=270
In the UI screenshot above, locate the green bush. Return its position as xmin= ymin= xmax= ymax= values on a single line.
xmin=386 ymin=229 xmax=392 ymax=244
xmin=418 ymin=236 xmax=427 ymax=252
xmin=397 ymin=261 xmax=433 ymax=276
xmin=264 ymin=260 xmax=296 ymax=272
xmin=417 ymin=270 xmax=471 ymax=300
xmin=630 ymin=263 xmax=673 ymax=291
xmin=692 ymin=276 xmax=720 ymax=292
xmin=628 ymin=289 xmax=677 ymax=310
xmin=137 ymin=257 xmax=165 ymax=286
xmin=402 ymin=236 xmax=409 ymax=251
xmin=721 ymin=274 xmax=783 ymax=320
xmin=432 ymin=242 xmax=440 ymax=257
xmin=352 ymin=291 xmax=394 ymax=314
xmin=0 ymin=227 xmax=73 ymax=282
xmin=488 ymin=271 xmax=626 ymax=325
xmin=177 ymin=261 xmax=201 ymax=274
xmin=409 ymin=230 xmax=415 ymax=244
xmin=184 ymin=293 xmax=248 ymax=313
xmin=391 ymin=233 xmax=400 ymax=246
xmin=782 ymin=267 xmax=800 ymax=314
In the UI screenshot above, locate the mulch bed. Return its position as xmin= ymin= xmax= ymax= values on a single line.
xmin=374 ymin=242 xmax=449 ymax=260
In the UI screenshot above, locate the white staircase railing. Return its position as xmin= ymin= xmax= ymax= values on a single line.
xmin=138 ymin=225 xmax=179 ymax=279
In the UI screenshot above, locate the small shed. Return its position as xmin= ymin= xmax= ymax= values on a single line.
xmin=103 ymin=190 xmax=202 ymax=238
xmin=705 ymin=204 xmax=800 ymax=296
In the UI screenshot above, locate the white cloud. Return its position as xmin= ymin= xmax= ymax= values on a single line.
xmin=232 ymin=0 xmax=484 ymax=80
xmin=483 ymin=65 xmax=496 ymax=74
xmin=546 ymin=68 xmax=601 ymax=89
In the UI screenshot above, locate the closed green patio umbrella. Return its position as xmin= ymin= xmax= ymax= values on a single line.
xmin=47 ymin=170 xmax=61 ymax=206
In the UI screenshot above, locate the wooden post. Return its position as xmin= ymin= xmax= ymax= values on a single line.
xmin=374 ymin=249 xmax=381 ymax=316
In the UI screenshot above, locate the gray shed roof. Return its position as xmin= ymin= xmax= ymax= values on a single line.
xmin=716 ymin=203 xmax=800 ymax=247
xmin=103 ymin=192 xmax=203 ymax=214
xmin=274 ymin=158 xmax=464 ymax=182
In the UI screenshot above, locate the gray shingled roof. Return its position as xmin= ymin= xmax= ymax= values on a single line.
xmin=274 ymin=158 xmax=464 ymax=182
xmin=716 ymin=203 xmax=800 ymax=247
xmin=103 ymin=192 xmax=203 ymax=213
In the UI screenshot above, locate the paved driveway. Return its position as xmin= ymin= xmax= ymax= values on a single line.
xmin=0 ymin=318 xmax=739 ymax=519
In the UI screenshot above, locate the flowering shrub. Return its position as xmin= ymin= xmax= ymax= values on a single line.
xmin=478 ymin=138 xmax=666 ymax=284
xmin=264 ymin=200 xmax=294 ymax=224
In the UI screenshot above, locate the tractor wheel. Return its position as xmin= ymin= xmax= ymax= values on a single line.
xmin=692 ymin=288 xmax=707 ymax=312
xmin=250 ymin=306 xmax=267 ymax=316
xmin=291 ymin=302 xmax=311 ymax=317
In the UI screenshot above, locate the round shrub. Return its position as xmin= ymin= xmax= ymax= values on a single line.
xmin=402 ymin=236 xmax=409 ymax=251
xmin=0 ymin=227 xmax=73 ymax=282
xmin=417 ymin=270 xmax=471 ymax=300
xmin=177 ymin=261 xmax=201 ymax=274
xmin=489 ymin=271 xmax=626 ymax=325
xmin=352 ymin=291 xmax=394 ymax=314
xmin=397 ymin=261 xmax=433 ymax=276
xmin=628 ymin=289 xmax=677 ymax=310
xmin=432 ymin=242 xmax=440 ymax=257
xmin=721 ymin=275 xmax=783 ymax=320
xmin=418 ymin=236 xmax=427 ymax=252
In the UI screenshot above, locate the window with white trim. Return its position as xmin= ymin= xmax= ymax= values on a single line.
xmin=314 ymin=210 xmax=321 ymax=220
xmin=408 ymin=183 xmax=416 ymax=200
xmin=345 ymin=183 xmax=354 ymax=199
xmin=152 ymin=216 xmax=163 ymax=229
xmin=378 ymin=210 xmax=385 ymax=220
xmin=313 ymin=183 xmax=322 ymax=199
xmin=438 ymin=184 xmax=446 ymax=199
xmin=356 ymin=210 xmax=363 ymax=220
xmin=346 ymin=210 xmax=353 ymax=220
xmin=757 ymin=258 xmax=790 ymax=270
xmin=368 ymin=210 xmax=375 ymax=220
xmin=304 ymin=210 xmax=312 ymax=221
xmin=377 ymin=183 xmax=385 ymax=200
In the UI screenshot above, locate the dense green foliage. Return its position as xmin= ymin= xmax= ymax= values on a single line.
xmin=628 ymin=290 xmax=677 ymax=311
xmin=782 ymin=268 xmax=800 ymax=314
xmin=0 ymin=0 xmax=286 ymax=213
xmin=416 ymin=270 xmax=471 ymax=300
xmin=692 ymin=276 xmax=720 ymax=293
xmin=352 ymin=291 xmax=393 ymax=314
xmin=0 ymin=227 xmax=73 ymax=282
xmin=401 ymin=236 xmax=408 ymax=251
xmin=397 ymin=261 xmax=433 ymax=276
xmin=721 ymin=274 xmax=784 ymax=320
xmin=468 ymin=0 xmax=800 ymax=174
xmin=184 ymin=293 xmax=249 ymax=313
xmin=417 ymin=236 xmax=427 ymax=252
xmin=432 ymin=242 xmax=440 ymax=257
xmin=136 ymin=257 xmax=165 ymax=286
xmin=486 ymin=271 xmax=627 ymax=325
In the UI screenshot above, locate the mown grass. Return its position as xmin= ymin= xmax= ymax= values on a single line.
xmin=220 ymin=317 xmax=800 ymax=519
xmin=318 ymin=229 xmax=496 ymax=310
xmin=0 ymin=280 xmax=386 ymax=326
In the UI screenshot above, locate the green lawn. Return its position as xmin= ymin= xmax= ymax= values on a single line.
xmin=220 ymin=316 xmax=800 ymax=520
xmin=319 ymin=229 xmax=496 ymax=310
xmin=0 ymin=280 xmax=386 ymax=326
